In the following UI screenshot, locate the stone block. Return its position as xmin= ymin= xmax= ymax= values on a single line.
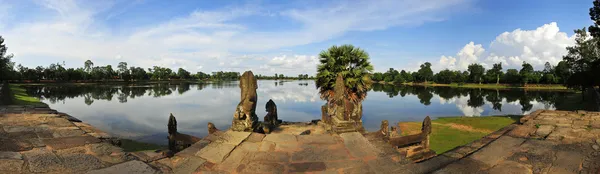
xmin=275 ymin=142 xmax=300 ymax=152
xmin=52 ymin=128 xmax=85 ymax=138
xmin=238 ymin=142 xmax=259 ymax=152
xmin=487 ymin=161 xmax=532 ymax=174
xmin=59 ymin=153 xmax=105 ymax=172
xmin=196 ymin=142 xmax=236 ymax=164
xmin=43 ymin=136 xmax=101 ymax=150
xmin=218 ymin=148 xmax=248 ymax=171
xmin=263 ymin=133 xmax=297 ymax=143
xmin=291 ymin=145 xmax=349 ymax=162
xmin=247 ymin=151 xmax=289 ymax=162
xmin=535 ymin=125 xmax=554 ymax=137
xmin=86 ymin=160 xmax=158 ymax=174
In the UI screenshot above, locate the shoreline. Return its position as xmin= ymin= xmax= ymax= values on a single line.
xmin=376 ymin=81 xmax=571 ymax=90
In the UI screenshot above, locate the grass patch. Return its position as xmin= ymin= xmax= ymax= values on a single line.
xmin=399 ymin=115 xmax=519 ymax=154
xmin=8 ymin=84 xmax=47 ymax=106
xmin=119 ymin=139 xmax=166 ymax=152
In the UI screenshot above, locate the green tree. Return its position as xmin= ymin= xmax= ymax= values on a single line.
xmin=316 ymin=45 xmax=374 ymax=102
xmin=563 ymin=28 xmax=600 ymax=90
xmin=400 ymin=70 xmax=413 ymax=82
xmin=485 ymin=63 xmax=503 ymax=84
xmin=0 ymin=36 xmax=15 ymax=81
xmin=554 ymin=61 xmax=571 ymax=84
xmin=505 ymin=69 xmax=520 ymax=84
xmin=519 ymin=62 xmax=534 ymax=85
xmin=372 ymin=72 xmax=383 ymax=81
xmin=417 ymin=62 xmax=433 ymax=83
xmin=467 ymin=63 xmax=485 ymax=84
xmin=434 ymin=69 xmax=455 ymax=84
xmin=177 ymin=68 xmax=191 ymax=79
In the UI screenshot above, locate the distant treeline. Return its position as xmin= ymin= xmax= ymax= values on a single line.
xmin=372 ymin=61 xmax=571 ymax=85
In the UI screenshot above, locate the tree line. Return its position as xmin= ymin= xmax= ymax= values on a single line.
xmin=371 ymin=61 xmax=571 ymax=85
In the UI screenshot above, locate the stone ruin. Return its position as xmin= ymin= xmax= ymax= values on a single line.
xmin=381 ymin=116 xmax=435 ymax=162
xmin=231 ymin=71 xmax=259 ymax=132
xmin=166 ymin=113 xmax=201 ymax=155
xmin=320 ymin=74 xmax=365 ymax=133
xmin=262 ymin=99 xmax=281 ymax=133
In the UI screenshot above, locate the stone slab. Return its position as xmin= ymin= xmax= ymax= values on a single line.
xmin=52 ymin=128 xmax=85 ymax=138
xmin=0 ymin=151 xmax=22 ymax=159
xmin=218 ymin=147 xmax=249 ymax=171
xmin=176 ymin=140 xmax=211 ymax=157
xmin=86 ymin=160 xmax=158 ymax=174
xmin=263 ymin=133 xmax=297 ymax=143
xmin=237 ymin=162 xmax=285 ymax=174
xmin=535 ymin=125 xmax=554 ymax=137
xmin=196 ymin=142 xmax=236 ymax=164
xmin=43 ymin=136 xmax=101 ymax=150
xmin=291 ymin=145 xmax=350 ymax=162
xmin=468 ymin=136 xmax=525 ymax=167
xmin=172 ymin=156 xmax=206 ymax=174
xmin=59 ymin=153 xmax=106 ymax=172
xmin=246 ymin=133 xmax=266 ymax=142
xmin=214 ymin=131 xmax=251 ymax=145
xmin=22 ymin=148 xmax=65 ymax=173
xmin=487 ymin=160 xmax=532 ymax=174
xmin=340 ymin=132 xmax=381 ymax=158
xmin=248 ymin=151 xmax=290 ymax=162
xmin=297 ymin=134 xmax=338 ymax=144
xmin=288 ymin=162 xmax=327 ymax=173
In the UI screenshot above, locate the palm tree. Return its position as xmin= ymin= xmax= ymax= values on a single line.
xmin=316 ymin=44 xmax=374 ymax=103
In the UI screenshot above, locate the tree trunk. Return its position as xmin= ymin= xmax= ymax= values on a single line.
xmin=496 ymin=74 xmax=499 ymax=85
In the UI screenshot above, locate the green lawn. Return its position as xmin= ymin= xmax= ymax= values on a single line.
xmin=8 ymin=84 xmax=47 ymax=106
xmin=399 ymin=115 xmax=520 ymax=154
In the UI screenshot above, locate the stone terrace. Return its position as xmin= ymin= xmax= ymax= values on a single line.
xmin=0 ymin=105 xmax=155 ymax=174
xmin=3 ymin=105 xmax=600 ymax=174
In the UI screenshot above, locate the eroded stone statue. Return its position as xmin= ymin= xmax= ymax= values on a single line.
xmin=207 ymin=122 xmax=219 ymax=134
xmin=264 ymin=99 xmax=279 ymax=126
xmin=231 ymin=71 xmax=259 ymax=132
xmin=167 ymin=113 xmax=201 ymax=155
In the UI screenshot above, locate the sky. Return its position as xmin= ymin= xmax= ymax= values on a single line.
xmin=0 ymin=0 xmax=594 ymax=76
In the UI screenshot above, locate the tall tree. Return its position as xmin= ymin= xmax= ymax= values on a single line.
xmin=316 ymin=45 xmax=374 ymax=102
xmin=417 ymin=62 xmax=433 ymax=83
xmin=563 ymin=28 xmax=600 ymax=90
xmin=519 ymin=62 xmax=534 ymax=85
xmin=0 ymin=36 xmax=15 ymax=81
xmin=485 ymin=63 xmax=503 ymax=84
xmin=554 ymin=61 xmax=571 ymax=84
xmin=468 ymin=63 xmax=485 ymax=84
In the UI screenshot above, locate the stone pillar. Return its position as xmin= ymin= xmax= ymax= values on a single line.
xmin=167 ymin=113 xmax=177 ymax=153
xmin=232 ymin=71 xmax=259 ymax=132
xmin=421 ymin=116 xmax=432 ymax=149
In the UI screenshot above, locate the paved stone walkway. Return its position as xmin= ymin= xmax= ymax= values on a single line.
xmin=434 ymin=110 xmax=600 ymax=174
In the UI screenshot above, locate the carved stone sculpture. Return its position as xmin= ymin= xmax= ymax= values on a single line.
xmin=167 ymin=113 xmax=177 ymax=153
xmin=232 ymin=71 xmax=259 ymax=132
xmin=167 ymin=113 xmax=201 ymax=155
xmin=322 ymin=74 xmax=365 ymax=133
xmin=264 ymin=99 xmax=279 ymax=126
xmin=379 ymin=120 xmax=389 ymax=139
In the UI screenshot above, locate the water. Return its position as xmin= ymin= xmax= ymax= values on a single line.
xmin=21 ymin=80 xmax=579 ymax=145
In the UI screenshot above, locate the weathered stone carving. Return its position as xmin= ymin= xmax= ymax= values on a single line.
xmin=379 ymin=120 xmax=389 ymax=139
xmin=321 ymin=74 xmax=365 ymax=133
xmin=207 ymin=122 xmax=218 ymax=134
xmin=264 ymin=99 xmax=279 ymax=126
xmin=167 ymin=113 xmax=201 ymax=155
xmin=231 ymin=71 xmax=259 ymax=132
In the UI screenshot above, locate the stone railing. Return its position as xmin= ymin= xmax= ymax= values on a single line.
xmin=373 ymin=116 xmax=436 ymax=162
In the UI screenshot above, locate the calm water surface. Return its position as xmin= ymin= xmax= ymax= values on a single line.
xmin=22 ymin=80 xmax=577 ymax=145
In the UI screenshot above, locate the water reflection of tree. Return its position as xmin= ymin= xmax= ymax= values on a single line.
xmin=22 ymin=83 xmax=206 ymax=106
xmin=370 ymin=83 xmax=581 ymax=113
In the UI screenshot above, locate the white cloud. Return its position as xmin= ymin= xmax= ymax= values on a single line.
xmin=1 ymin=0 xmax=474 ymax=75
xmin=436 ymin=22 xmax=576 ymax=71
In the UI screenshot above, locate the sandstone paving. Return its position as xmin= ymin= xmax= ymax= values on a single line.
xmin=86 ymin=160 xmax=159 ymax=174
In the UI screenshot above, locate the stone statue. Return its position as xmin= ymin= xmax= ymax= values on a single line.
xmin=264 ymin=99 xmax=279 ymax=126
xmin=167 ymin=113 xmax=201 ymax=155
xmin=379 ymin=120 xmax=389 ymax=138
xmin=232 ymin=71 xmax=259 ymax=132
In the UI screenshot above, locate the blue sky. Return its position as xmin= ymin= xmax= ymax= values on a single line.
xmin=0 ymin=0 xmax=593 ymax=75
